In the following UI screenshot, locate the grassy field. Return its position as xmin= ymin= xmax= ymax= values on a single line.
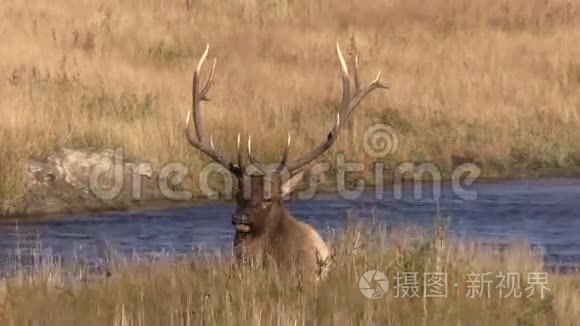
xmin=0 ymin=221 xmax=578 ymax=325
xmin=1 ymin=0 xmax=580 ymax=213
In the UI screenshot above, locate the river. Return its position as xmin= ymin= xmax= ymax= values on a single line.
xmin=1 ymin=178 xmax=578 ymax=271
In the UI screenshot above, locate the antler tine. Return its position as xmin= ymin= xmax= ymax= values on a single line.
xmin=192 ymin=44 xmax=210 ymax=143
xmin=196 ymin=44 xmax=210 ymax=73
xmin=336 ymin=42 xmax=349 ymax=75
xmin=336 ymin=43 xmax=351 ymax=128
xmin=200 ymin=58 xmax=216 ymax=101
xmin=237 ymin=133 xmax=243 ymax=169
xmin=247 ymin=136 xmax=266 ymax=173
xmin=279 ymin=133 xmax=291 ymax=167
xmin=350 ymin=69 xmax=389 ymax=110
xmin=353 ymin=55 xmax=360 ymax=92
xmin=247 ymin=135 xmax=252 ymax=163
xmin=373 ymin=70 xmax=382 ymax=83
xmin=185 ymin=110 xmax=191 ymax=126
xmin=286 ymin=42 xmax=388 ymax=173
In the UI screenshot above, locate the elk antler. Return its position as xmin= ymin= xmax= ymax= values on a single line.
xmin=284 ymin=43 xmax=388 ymax=173
xmin=184 ymin=44 xmax=243 ymax=176
xmin=185 ymin=43 xmax=387 ymax=179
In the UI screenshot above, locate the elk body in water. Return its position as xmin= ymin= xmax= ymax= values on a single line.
xmin=182 ymin=43 xmax=388 ymax=279
xmin=231 ymin=173 xmax=332 ymax=279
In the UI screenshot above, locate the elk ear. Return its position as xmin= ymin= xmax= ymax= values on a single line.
xmin=281 ymin=171 xmax=305 ymax=198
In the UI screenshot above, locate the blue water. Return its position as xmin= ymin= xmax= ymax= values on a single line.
xmin=1 ymin=178 xmax=578 ymax=270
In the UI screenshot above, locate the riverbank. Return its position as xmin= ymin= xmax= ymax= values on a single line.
xmin=2 ymin=0 xmax=580 ymax=217
xmin=0 ymin=223 xmax=578 ymax=324
xmin=1 ymin=146 xmax=579 ymax=219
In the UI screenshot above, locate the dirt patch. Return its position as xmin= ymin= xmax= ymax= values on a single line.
xmin=20 ymin=149 xmax=170 ymax=216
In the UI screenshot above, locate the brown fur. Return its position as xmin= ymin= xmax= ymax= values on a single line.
xmin=232 ymin=174 xmax=331 ymax=279
xmin=183 ymin=43 xmax=385 ymax=280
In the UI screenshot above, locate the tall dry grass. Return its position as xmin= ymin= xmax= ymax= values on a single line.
xmin=1 ymin=0 xmax=580 ymax=212
xmin=0 ymin=221 xmax=578 ymax=325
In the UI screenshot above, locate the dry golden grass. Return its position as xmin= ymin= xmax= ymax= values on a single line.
xmin=1 ymin=0 xmax=580 ymax=212
xmin=0 ymin=221 xmax=578 ymax=325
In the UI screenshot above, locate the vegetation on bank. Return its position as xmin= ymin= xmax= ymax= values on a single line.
xmin=0 ymin=220 xmax=578 ymax=325
xmin=2 ymin=0 xmax=580 ymax=214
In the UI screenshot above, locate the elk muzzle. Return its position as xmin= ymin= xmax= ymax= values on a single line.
xmin=232 ymin=213 xmax=251 ymax=232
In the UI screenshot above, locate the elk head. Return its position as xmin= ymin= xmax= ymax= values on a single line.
xmin=184 ymin=43 xmax=388 ymax=233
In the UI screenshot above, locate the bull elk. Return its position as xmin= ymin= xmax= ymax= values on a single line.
xmin=184 ymin=43 xmax=388 ymax=280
